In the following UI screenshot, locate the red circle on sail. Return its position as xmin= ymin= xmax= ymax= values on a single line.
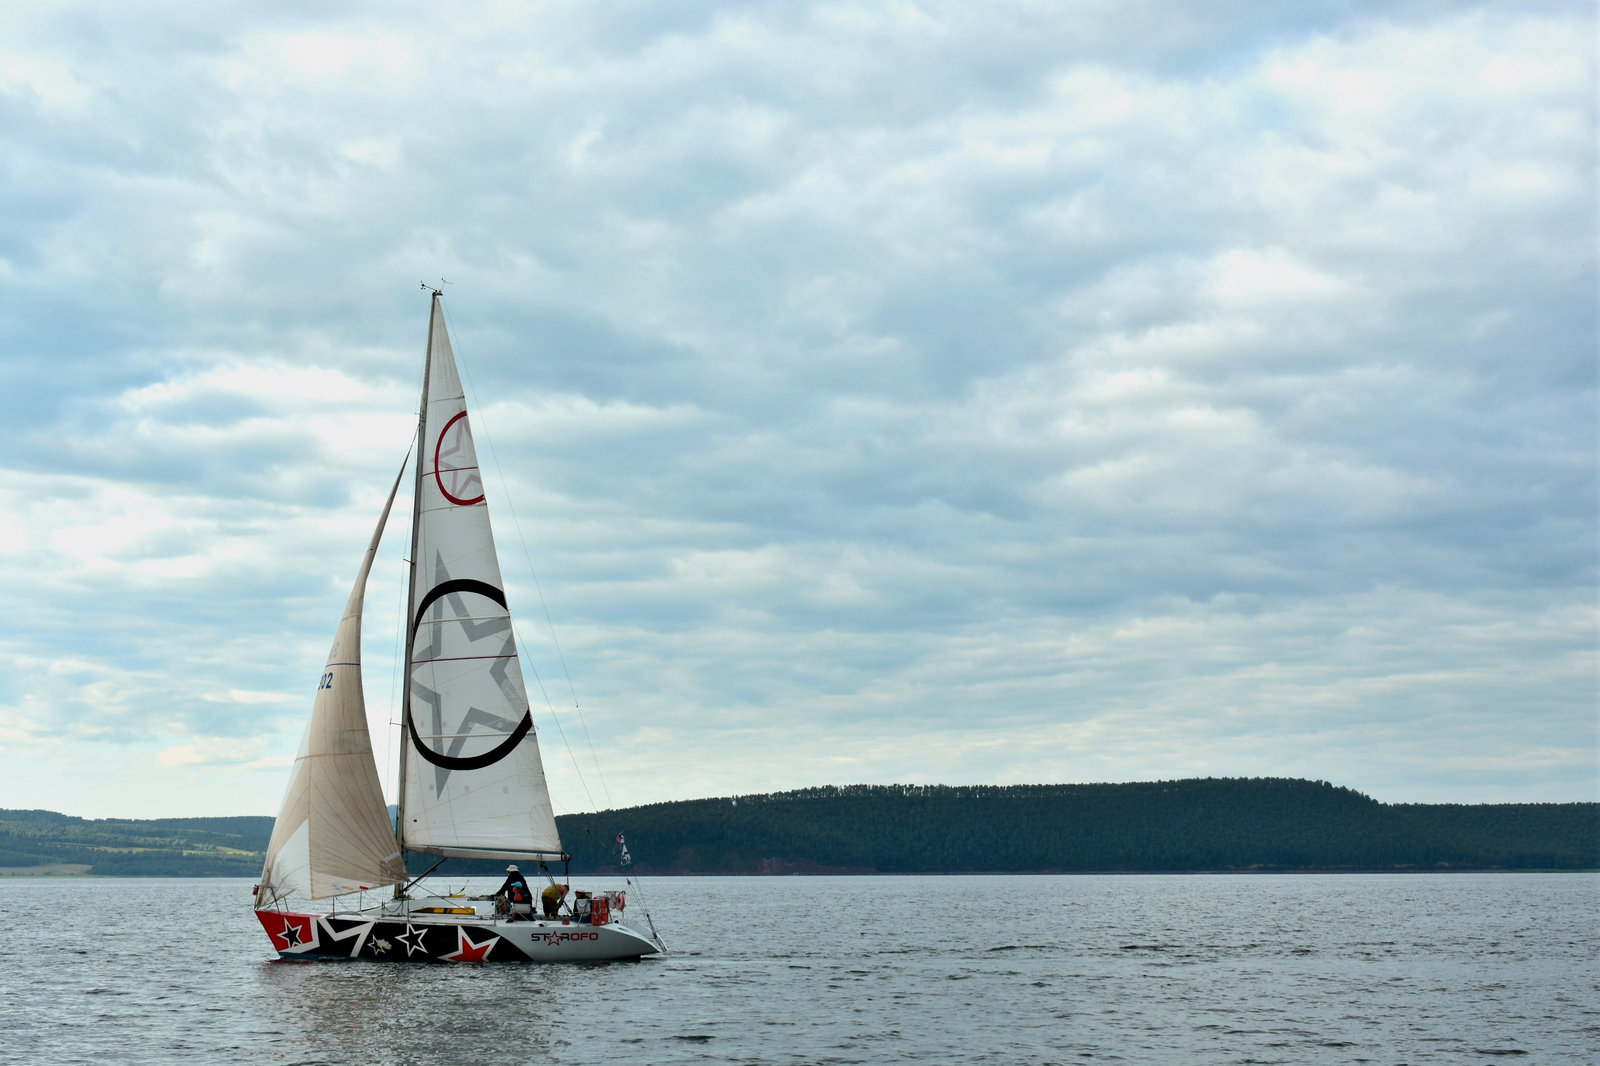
xmin=434 ymin=411 xmax=485 ymax=506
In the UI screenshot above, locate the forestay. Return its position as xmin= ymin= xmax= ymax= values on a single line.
xmin=258 ymin=464 xmax=410 ymax=905
xmin=400 ymin=296 xmax=563 ymax=861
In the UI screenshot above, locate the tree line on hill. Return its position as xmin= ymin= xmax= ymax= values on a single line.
xmin=0 ymin=809 xmax=271 ymax=876
xmin=3 ymin=778 xmax=1595 ymax=878
xmin=540 ymin=779 xmax=1598 ymax=876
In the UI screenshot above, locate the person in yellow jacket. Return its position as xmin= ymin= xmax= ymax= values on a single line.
xmin=540 ymin=881 xmax=568 ymax=918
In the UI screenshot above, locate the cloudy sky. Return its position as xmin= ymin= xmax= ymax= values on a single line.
xmin=1 ymin=0 xmax=1593 ymax=820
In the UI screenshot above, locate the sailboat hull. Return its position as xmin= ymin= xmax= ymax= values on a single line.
xmin=256 ymin=908 xmax=662 ymax=963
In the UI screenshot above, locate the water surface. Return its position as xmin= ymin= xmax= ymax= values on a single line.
xmin=1 ymin=873 xmax=1593 ymax=1064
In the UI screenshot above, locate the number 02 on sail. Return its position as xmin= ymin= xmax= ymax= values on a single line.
xmin=253 ymin=291 xmax=662 ymax=962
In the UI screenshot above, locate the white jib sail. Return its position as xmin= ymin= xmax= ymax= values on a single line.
xmin=259 ymin=462 xmax=410 ymax=906
xmin=400 ymin=297 xmax=563 ymax=861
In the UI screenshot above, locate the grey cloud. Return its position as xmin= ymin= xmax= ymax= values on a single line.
xmin=0 ymin=0 xmax=1591 ymax=816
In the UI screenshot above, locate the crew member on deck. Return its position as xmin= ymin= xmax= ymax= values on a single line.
xmin=541 ymin=881 xmax=568 ymax=919
xmin=496 ymin=864 xmax=533 ymax=919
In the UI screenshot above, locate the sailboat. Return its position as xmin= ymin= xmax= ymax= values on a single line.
xmin=253 ymin=289 xmax=663 ymax=962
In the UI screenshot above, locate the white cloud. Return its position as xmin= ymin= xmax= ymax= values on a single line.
xmin=158 ymin=736 xmax=274 ymax=768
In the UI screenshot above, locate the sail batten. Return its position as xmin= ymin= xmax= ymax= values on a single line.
xmin=407 ymin=846 xmax=568 ymax=861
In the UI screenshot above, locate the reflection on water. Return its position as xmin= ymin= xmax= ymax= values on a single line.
xmin=257 ymin=957 xmax=563 ymax=1063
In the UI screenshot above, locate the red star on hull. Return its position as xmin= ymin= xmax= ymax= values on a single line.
xmin=443 ymin=927 xmax=498 ymax=963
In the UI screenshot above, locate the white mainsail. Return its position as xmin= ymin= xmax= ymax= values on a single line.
xmin=399 ymin=295 xmax=563 ymax=861
xmin=258 ymin=463 xmax=410 ymax=905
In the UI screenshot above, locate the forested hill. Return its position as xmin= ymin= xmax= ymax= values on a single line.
xmin=0 ymin=809 xmax=272 ymax=876
xmin=2 ymin=779 xmax=1595 ymax=877
xmin=548 ymin=780 xmax=1599 ymax=875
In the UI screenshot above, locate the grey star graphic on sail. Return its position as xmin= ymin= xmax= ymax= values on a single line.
xmin=409 ymin=554 xmax=530 ymax=794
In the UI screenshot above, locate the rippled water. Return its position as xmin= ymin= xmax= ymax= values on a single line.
xmin=1 ymin=873 xmax=1594 ymax=1064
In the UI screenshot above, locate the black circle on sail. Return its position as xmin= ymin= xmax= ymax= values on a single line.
xmin=407 ymin=578 xmax=532 ymax=770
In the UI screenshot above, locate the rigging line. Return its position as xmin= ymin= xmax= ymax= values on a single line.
xmin=439 ymin=296 xmax=611 ymax=811
xmin=384 ymin=430 xmax=419 ymax=805
xmin=441 ymin=299 xmax=614 ymax=809
xmin=577 ymin=824 xmax=660 ymax=942
xmin=498 ymin=586 xmax=598 ymax=815
xmin=515 ymin=619 xmax=600 ymax=813
xmin=437 ymin=297 xmax=580 ymax=702
xmin=517 ymin=614 xmax=560 ymax=714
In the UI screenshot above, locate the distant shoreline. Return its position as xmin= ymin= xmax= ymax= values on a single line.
xmin=7 ymin=781 xmax=1597 ymax=877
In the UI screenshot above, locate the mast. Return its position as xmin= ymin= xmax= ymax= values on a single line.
xmin=394 ymin=286 xmax=440 ymax=885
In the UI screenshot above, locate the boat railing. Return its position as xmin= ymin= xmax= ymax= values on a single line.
xmin=334 ymin=886 xmax=631 ymax=926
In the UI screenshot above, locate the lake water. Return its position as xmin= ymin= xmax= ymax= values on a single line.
xmin=0 ymin=873 xmax=1594 ymax=1064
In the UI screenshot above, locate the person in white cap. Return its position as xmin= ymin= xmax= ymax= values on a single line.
xmin=495 ymin=864 xmax=533 ymax=919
